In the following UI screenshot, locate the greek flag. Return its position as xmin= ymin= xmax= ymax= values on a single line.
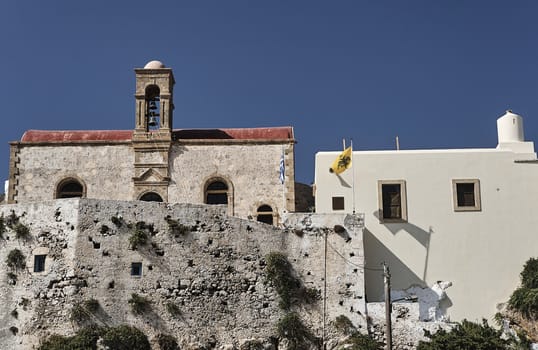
xmin=279 ymin=152 xmax=285 ymax=184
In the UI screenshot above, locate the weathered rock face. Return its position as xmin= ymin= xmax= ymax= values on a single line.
xmin=0 ymin=199 xmax=365 ymax=349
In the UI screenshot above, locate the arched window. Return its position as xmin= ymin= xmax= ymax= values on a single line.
xmin=256 ymin=205 xmax=274 ymax=225
xmin=139 ymin=192 xmax=163 ymax=202
xmin=145 ymin=85 xmax=161 ymax=131
xmin=56 ymin=178 xmax=84 ymax=198
xmin=205 ymin=181 xmax=228 ymax=205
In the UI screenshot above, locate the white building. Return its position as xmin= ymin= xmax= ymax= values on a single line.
xmin=314 ymin=111 xmax=538 ymax=321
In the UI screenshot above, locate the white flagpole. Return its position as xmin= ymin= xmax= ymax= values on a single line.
xmin=351 ymin=139 xmax=356 ymax=214
xmin=280 ymin=146 xmax=285 ymax=223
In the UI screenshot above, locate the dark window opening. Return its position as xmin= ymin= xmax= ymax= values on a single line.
xmin=206 ymin=181 xmax=228 ymax=205
xmin=456 ymin=183 xmax=475 ymax=207
xmin=145 ymin=85 xmax=161 ymax=131
xmin=332 ymin=197 xmax=345 ymax=211
xmin=34 ymin=255 xmax=46 ymax=273
xmin=382 ymin=184 xmax=402 ymax=219
xmin=131 ymin=262 xmax=142 ymax=277
xmin=257 ymin=205 xmax=274 ymax=225
xmin=139 ymin=192 xmax=163 ymax=202
xmin=57 ymin=180 xmax=83 ymax=198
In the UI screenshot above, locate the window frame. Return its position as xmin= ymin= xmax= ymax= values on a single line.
xmin=332 ymin=196 xmax=345 ymax=211
xmin=131 ymin=262 xmax=143 ymax=277
xmin=377 ymin=180 xmax=408 ymax=223
xmin=205 ymin=181 xmax=229 ymax=205
xmin=55 ymin=177 xmax=86 ymax=199
xmin=256 ymin=204 xmax=274 ymax=225
xmin=203 ymin=176 xmax=234 ymax=215
xmin=138 ymin=191 xmax=163 ymax=202
xmin=452 ymin=179 xmax=481 ymax=212
xmin=33 ymin=254 xmax=46 ymax=273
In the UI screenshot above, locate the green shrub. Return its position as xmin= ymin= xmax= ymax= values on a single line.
xmin=508 ymin=257 xmax=538 ymax=318
xmin=135 ymin=221 xmax=148 ymax=229
xmin=13 ymin=222 xmax=30 ymax=239
xmin=265 ymin=252 xmax=301 ymax=309
xmin=340 ymin=333 xmax=382 ymax=350
xmin=509 ymin=287 xmax=538 ymax=319
xmin=10 ymin=309 xmax=18 ymax=319
xmin=333 ymin=315 xmax=381 ymax=350
xmin=303 ymin=287 xmax=321 ymax=302
xmin=38 ymin=325 xmax=103 ymax=350
xmin=38 ymin=334 xmax=71 ymax=350
xmin=157 ymin=333 xmax=179 ymax=350
xmin=276 ymin=312 xmax=316 ymax=350
xmin=5 ymin=211 xmax=29 ymax=238
xmin=417 ymin=319 xmax=510 ymax=350
xmin=128 ymin=293 xmax=150 ymax=314
xmin=129 ymin=229 xmax=148 ymax=250
xmin=333 ymin=314 xmax=355 ymax=335
xmin=166 ymin=218 xmax=190 ymax=236
xmin=7 ymin=272 xmax=17 ymax=284
xmin=111 ymin=216 xmax=123 ymax=228
xmin=70 ymin=303 xmax=89 ymax=324
xmin=520 ymin=258 xmax=538 ymax=289
xmin=6 ymin=210 xmax=19 ymax=227
xmin=70 ymin=299 xmax=99 ymax=324
xmin=102 ymin=325 xmax=150 ymax=350
xmin=0 ymin=214 xmax=5 ymax=239
xmin=100 ymin=224 xmax=110 ymax=234
xmin=165 ymin=301 xmax=181 ymax=317
xmin=6 ymin=249 xmax=26 ymax=270
xmin=69 ymin=326 xmax=103 ymax=350
xmin=20 ymin=297 xmax=30 ymax=310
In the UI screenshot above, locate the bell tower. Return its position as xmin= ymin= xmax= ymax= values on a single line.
xmin=132 ymin=60 xmax=175 ymax=201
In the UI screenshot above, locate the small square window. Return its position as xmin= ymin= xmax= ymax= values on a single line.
xmin=34 ymin=255 xmax=46 ymax=273
xmin=452 ymin=179 xmax=481 ymax=211
xmin=378 ymin=180 xmax=407 ymax=223
xmin=332 ymin=197 xmax=345 ymax=210
xmin=131 ymin=262 xmax=142 ymax=277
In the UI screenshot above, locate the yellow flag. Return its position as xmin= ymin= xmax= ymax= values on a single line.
xmin=330 ymin=146 xmax=352 ymax=174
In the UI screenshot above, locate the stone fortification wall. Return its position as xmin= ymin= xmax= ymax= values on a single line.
xmin=0 ymin=199 xmax=364 ymax=349
xmin=366 ymin=302 xmax=453 ymax=350
xmin=169 ymin=142 xmax=294 ymax=220
xmin=13 ymin=144 xmax=134 ymax=202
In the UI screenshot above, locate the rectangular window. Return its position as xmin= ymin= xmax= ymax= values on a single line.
xmin=34 ymin=255 xmax=46 ymax=273
xmin=131 ymin=262 xmax=142 ymax=277
xmin=332 ymin=196 xmax=345 ymax=210
xmin=378 ymin=180 xmax=407 ymax=223
xmin=452 ymin=179 xmax=481 ymax=211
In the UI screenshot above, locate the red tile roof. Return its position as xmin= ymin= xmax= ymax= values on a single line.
xmin=173 ymin=127 xmax=294 ymax=140
xmin=21 ymin=130 xmax=133 ymax=142
xmin=20 ymin=127 xmax=294 ymax=143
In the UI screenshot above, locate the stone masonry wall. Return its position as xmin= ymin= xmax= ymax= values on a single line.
xmin=169 ymin=142 xmax=294 ymax=221
xmin=0 ymin=199 xmax=364 ymax=349
xmin=11 ymin=141 xmax=294 ymax=223
xmin=14 ymin=145 xmax=134 ymax=203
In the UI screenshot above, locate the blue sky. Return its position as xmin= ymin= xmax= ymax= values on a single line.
xmin=1 ymin=1 xmax=538 ymax=187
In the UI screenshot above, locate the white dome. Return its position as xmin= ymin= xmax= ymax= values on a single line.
xmin=144 ymin=60 xmax=165 ymax=69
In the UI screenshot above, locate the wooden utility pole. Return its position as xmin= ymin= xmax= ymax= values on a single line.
xmin=383 ymin=262 xmax=392 ymax=350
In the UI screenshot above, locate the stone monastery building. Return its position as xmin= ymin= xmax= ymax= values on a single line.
xmin=6 ymin=59 xmax=538 ymax=327
xmin=6 ymin=60 xmax=296 ymax=224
